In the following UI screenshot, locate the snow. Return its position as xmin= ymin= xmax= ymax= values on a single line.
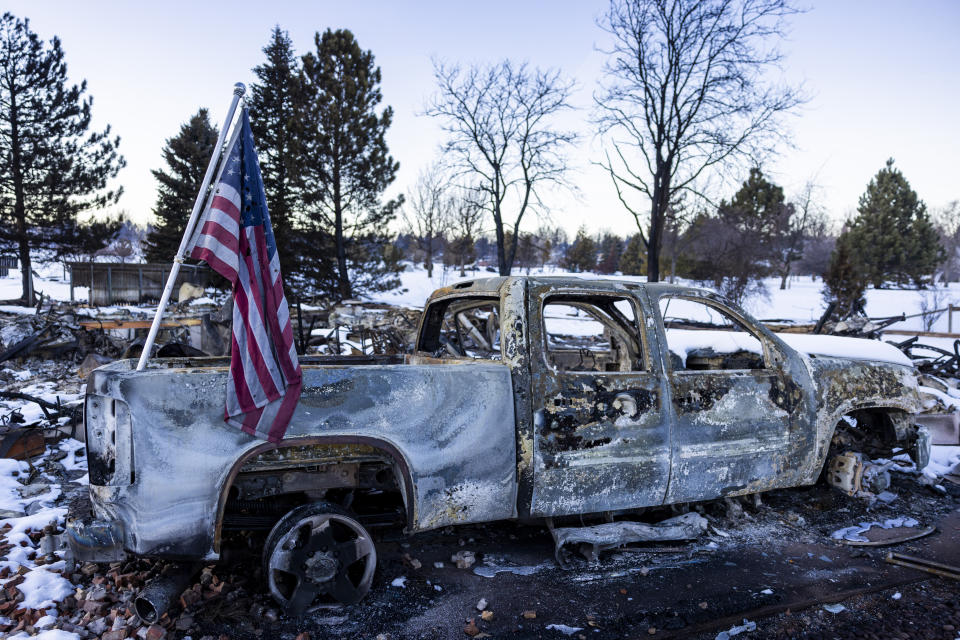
xmin=830 ymin=517 xmax=920 ymax=542
xmin=775 ymin=333 xmax=914 ymax=366
xmin=663 ymin=328 xmax=913 ymax=366
xmin=927 ymin=445 xmax=960 ymax=478
xmin=0 ymin=457 xmax=31 ymax=514
xmin=823 ymin=604 xmax=846 ymax=614
xmin=9 ymin=630 xmax=80 ymax=640
xmin=0 ymin=305 xmax=37 ymax=315
xmin=546 ymin=623 xmax=585 ymax=635
xmin=715 ymin=619 xmax=757 ymax=639
xmin=390 ymin=576 xmax=407 ymax=588
xmin=17 ymin=567 xmax=75 ymax=609
xmin=0 ymin=437 xmax=89 ymax=620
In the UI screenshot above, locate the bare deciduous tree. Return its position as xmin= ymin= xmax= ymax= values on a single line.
xmin=426 ymin=60 xmax=577 ymax=275
xmin=934 ymin=201 xmax=960 ymax=282
xmin=446 ymin=188 xmax=485 ymax=277
xmin=773 ymin=180 xmax=823 ymax=289
xmin=595 ymin=0 xmax=806 ymax=282
xmin=403 ymin=163 xmax=449 ymax=278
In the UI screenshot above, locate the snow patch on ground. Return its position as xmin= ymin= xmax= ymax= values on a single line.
xmin=927 ymin=445 xmax=960 ymax=478
xmin=17 ymin=566 xmax=74 ymax=609
xmin=0 ymin=437 xmax=89 ymax=624
xmin=546 ymin=623 xmax=584 ymax=635
xmin=830 ymin=517 xmax=920 ymax=542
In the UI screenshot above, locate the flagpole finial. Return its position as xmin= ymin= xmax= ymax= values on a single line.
xmin=234 ymin=82 xmax=246 ymax=97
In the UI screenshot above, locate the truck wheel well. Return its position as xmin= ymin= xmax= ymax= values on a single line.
xmin=213 ymin=439 xmax=414 ymax=552
xmin=836 ymin=408 xmax=914 ymax=449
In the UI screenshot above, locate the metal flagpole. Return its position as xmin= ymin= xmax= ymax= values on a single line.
xmin=136 ymin=82 xmax=246 ymax=371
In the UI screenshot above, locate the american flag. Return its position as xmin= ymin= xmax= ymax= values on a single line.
xmin=187 ymin=109 xmax=301 ymax=443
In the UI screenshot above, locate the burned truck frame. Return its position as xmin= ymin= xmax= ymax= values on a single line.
xmin=68 ymin=277 xmax=924 ymax=613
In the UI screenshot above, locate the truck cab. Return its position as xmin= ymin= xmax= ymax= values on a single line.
xmin=416 ymin=276 xmax=826 ymax=519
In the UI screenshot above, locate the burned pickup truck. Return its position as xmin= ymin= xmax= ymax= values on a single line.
xmin=67 ymin=277 xmax=927 ymax=614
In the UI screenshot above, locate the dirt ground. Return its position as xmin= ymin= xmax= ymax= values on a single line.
xmin=105 ymin=472 xmax=959 ymax=640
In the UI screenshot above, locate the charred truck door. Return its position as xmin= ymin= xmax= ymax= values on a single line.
xmin=655 ymin=294 xmax=809 ymax=503
xmin=528 ymin=282 xmax=670 ymax=517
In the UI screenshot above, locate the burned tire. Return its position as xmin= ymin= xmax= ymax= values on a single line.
xmin=263 ymin=501 xmax=377 ymax=614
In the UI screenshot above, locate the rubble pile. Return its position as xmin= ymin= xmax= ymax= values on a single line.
xmin=308 ymin=302 xmax=421 ymax=355
xmin=0 ymin=304 xmax=127 ymax=367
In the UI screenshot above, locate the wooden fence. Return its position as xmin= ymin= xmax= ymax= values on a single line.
xmin=68 ymin=262 xmax=211 ymax=306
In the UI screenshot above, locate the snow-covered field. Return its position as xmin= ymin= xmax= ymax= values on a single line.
xmin=368 ymin=264 xmax=960 ymax=333
xmin=7 ymin=258 xmax=960 ymax=335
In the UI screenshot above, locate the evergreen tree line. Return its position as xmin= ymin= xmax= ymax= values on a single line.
xmin=145 ymin=27 xmax=401 ymax=301
xmin=549 ymin=159 xmax=945 ymax=313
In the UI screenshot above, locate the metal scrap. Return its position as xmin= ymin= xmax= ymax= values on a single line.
xmin=885 ymin=552 xmax=960 ymax=580
xmin=890 ymin=336 xmax=960 ymax=378
xmin=548 ymin=512 xmax=709 ymax=567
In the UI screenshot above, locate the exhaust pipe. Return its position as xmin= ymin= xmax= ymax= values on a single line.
xmin=134 ymin=563 xmax=199 ymax=624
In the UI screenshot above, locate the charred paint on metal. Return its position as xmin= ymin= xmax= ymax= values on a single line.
xmin=75 ymin=276 xmax=925 ymax=566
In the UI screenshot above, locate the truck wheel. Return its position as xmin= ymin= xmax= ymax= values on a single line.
xmin=262 ymin=501 xmax=377 ymax=614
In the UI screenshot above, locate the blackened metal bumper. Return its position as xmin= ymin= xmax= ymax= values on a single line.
xmin=64 ymin=516 xmax=126 ymax=563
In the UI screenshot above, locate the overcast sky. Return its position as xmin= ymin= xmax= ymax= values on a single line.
xmin=6 ymin=0 xmax=959 ymax=236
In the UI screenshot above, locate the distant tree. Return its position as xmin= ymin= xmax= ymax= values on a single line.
xmin=595 ymin=0 xmax=805 ymax=283
xmin=403 ymin=163 xmax=449 ymax=278
xmin=144 ymin=109 xmax=218 ymax=264
xmin=934 ymin=201 xmax=960 ymax=282
xmin=772 ymin=180 xmax=823 ymax=288
xmin=533 ymin=227 xmax=554 ymax=269
xmin=51 ymin=212 xmax=127 ymax=270
xmin=539 ymin=225 xmax=568 ymax=265
xmin=0 ymin=12 xmax=125 ymax=303
xmin=248 ymin=26 xmax=303 ymax=283
xmin=596 ymin=233 xmax=624 ymax=274
xmin=842 ymin=159 xmax=943 ymax=287
xmin=620 ymin=233 xmax=646 ymax=276
xmin=823 ymin=231 xmax=866 ymax=316
xmin=446 ymin=190 xmax=484 ymax=276
xmin=681 ymin=168 xmax=790 ymax=303
xmin=794 ymin=212 xmax=834 ymax=278
xmin=514 ymin=232 xmax=541 ymax=274
xmin=299 ymin=29 xmax=402 ymax=300
xmin=72 ymin=213 xmax=126 ymax=261
xmin=427 ymin=60 xmax=577 ymax=275
xmin=563 ymin=227 xmax=597 ymax=273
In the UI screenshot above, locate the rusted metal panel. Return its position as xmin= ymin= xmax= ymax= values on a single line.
xmin=804 ymin=357 xmax=921 ymax=483
xmin=76 ymin=275 xmax=924 ymax=567
xmin=526 ymin=280 xmax=672 ymax=517
xmin=650 ymin=290 xmax=818 ymax=502
xmin=84 ymin=360 xmax=518 ymax=559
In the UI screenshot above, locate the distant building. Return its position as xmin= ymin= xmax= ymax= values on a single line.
xmin=68 ymin=262 xmax=211 ymax=306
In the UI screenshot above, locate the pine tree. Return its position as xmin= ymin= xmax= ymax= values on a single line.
xmin=596 ymin=233 xmax=624 ymax=274
xmin=620 ymin=234 xmax=646 ymax=276
xmin=144 ymin=109 xmax=218 ymax=263
xmin=681 ymin=168 xmax=791 ymax=303
xmin=248 ymin=26 xmax=302 ymax=284
xmin=844 ymin=159 xmax=943 ymax=287
xmin=299 ymin=29 xmax=402 ymax=300
xmin=0 ymin=13 xmax=125 ymax=303
xmin=563 ymin=227 xmax=597 ymax=273
xmin=823 ymin=231 xmax=866 ymax=316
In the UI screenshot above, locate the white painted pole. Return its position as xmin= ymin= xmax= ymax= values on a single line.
xmin=136 ymin=82 xmax=246 ymax=370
